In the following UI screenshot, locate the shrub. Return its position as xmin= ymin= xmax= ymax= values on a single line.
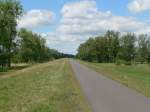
xmin=0 ymin=67 xmax=8 ymax=72
xmin=124 ymin=61 xmax=132 ymax=65
xmin=115 ymin=60 xmax=124 ymax=65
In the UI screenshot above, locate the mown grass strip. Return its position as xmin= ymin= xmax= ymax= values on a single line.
xmin=0 ymin=59 xmax=91 ymax=112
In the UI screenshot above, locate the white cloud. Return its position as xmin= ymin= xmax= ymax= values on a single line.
xmin=58 ymin=0 xmax=148 ymax=36
xmin=42 ymin=32 xmax=83 ymax=54
xmin=136 ymin=26 xmax=150 ymax=34
xmin=60 ymin=1 xmax=147 ymax=34
xmin=18 ymin=9 xmax=54 ymax=29
xmin=43 ymin=0 xmax=150 ymax=54
xmin=128 ymin=0 xmax=150 ymax=13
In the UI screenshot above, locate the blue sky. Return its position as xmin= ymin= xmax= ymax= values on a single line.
xmin=19 ymin=0 xmax=150 ymax=54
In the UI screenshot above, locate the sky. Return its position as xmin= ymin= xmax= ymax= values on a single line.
xmin=18 ymin=0 xmax=150 ymax=54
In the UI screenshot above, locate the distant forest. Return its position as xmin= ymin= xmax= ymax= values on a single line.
xmin=77 ymin=30 xmax=150 ymax=65
xmin=0 ymin=0 xmax=73 ymax=67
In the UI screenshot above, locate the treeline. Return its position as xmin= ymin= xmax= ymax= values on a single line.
xmin=77 ymin=31 xmax=150 ymax=65
xmin=12 ymin=28 xmax=68 ymax=63
xmin=0 ymin=0 xmax=73 ymax=67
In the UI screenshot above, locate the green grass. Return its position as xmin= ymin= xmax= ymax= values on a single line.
xmin=79 ymin=60 xmax=150 ymax=97
xmin=0 ymin=64 xmax=30 ymax=76
xmin=0 ymin=59 xmax=91 ymax=112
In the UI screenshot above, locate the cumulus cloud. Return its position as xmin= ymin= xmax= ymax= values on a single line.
xmin=136 ymin=26 xmax=150 ymax=34
xmin=43 ymin=0 xmax=150 ymax=54
xmin=128 ymin=0 xmax=150 ymax=13
xmin=42 ymin=32 xmax=84 ymax=54
xmin=58 ymin=0 xmax=148 ymax=35
xmin=18 ymin=9 xmax=54 ymax=29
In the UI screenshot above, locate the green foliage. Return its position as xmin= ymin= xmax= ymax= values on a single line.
xmin=0 ymin=1 xmax=71 ymax=66
xmin=18 ymin=28 xmax=46 ymax=62
xmin=136 ymin=34 xmax=149 ymax=63
xmin=77 ymin=30 xmax=121 ymax=63
xmin=77 ymin=30 xmax=150 ymax=65
xmin=115 ymin=59 xmax=124 ymax=66
xmin=16 ymin=28 xmax=67 ymax=63
xmin=119 ymin=33 xmax=136 ymax=62
xmin=147 ymin=55 xmax=150 ymax=64
xmin=0 ymin=67 xmax=8 ymax=72
xmin=0 ymin=0 xmax=23 ymax=67
xmin=123 ymin=61 xmax=132 ymax=66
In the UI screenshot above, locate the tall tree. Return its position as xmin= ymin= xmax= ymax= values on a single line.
xmin=18 ymin=28 xmax=65 ymax=63
xmin=77 ymin=38 xmax=96 ymax=61
xmin=18 ymin=28 xmax=43 ymax=62
xmin=119 ymin=33 xmax=136 ymax=62
xmin=147 ymin=37 xmax=150 ymax=64
xmin=136 ymin=34 xmax=149 ymax=63
xmin=104 ymin=31 xmax=120 ymax=62
xmin=0 ymin=0 xmax=23 ymax=67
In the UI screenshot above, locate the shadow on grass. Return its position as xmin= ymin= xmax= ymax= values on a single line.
xmin=0 ymin=64 xmax=31 ymax=75
xmin=10 ymin=65 xmax=30 ymax=71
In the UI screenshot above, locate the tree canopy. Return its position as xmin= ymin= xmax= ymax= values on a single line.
xmin=0 ymin=0 xmax=23 ymax=67
xmin=77 ymin=31 xmax=150 ymax=65
xmin=0 ymin=0 xmax=74 ymax=67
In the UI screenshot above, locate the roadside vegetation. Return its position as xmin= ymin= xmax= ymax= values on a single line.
xmin=80 ymin=60 xmax=150 ymax=97
xmin=0 ymin=59 xmax=91 ymax=112
xmin=0 ymin=0 xmax=74 ymax=70
xmin=0 ymin=63 xmax=30 ymax=76
xmin=77 ymin=30 xmax=150 ymax=97
xmin=77 ymin=31 xmax=150 ymax=65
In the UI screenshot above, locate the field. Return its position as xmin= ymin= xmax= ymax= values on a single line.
xmin=0 ymin=59 xmax=91 ymax=112
xmin=80 ymin=61 xmax=150 ymax=97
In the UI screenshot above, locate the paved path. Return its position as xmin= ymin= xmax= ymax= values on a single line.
xmin=70 ymin=60 xmax=150 ymax=112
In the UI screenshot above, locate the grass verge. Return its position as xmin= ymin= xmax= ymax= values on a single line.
xmin=0 ymin=59 xmax=91 ymax=112
xmin=79 ymin=60 xmax=150 ymax=97
xmin=0 ymin=64 xmax=30 ymax=76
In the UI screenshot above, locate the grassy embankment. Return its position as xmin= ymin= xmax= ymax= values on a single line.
xmin=0 ymin=63 xmax=30 ymax=76
xmin=80 ymin=60 xmax=150 ymax=97
xmin=0 ymin=59 xmax=91 ymax=112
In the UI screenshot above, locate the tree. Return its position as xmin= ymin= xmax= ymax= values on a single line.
xmin=77 ymin=31 xmax=150 ymax=65
xmin=94 ymin=36 xmax=105 ymax=62
xmin=104 ymin=31 xmax=120 ymax=62
xmin=0 ymin=0 xmax=23 ymax=67
xmin=147 ymin=37 xmax=150 ymax=64
xmin=136 ymin=34 xmax=149 ymax=63
xmin=119 ymin=33 xmax=136 ymax=63
xmin=17 ymin=28 xmax=67 ymax=63
xmin=18 ymin=28 xmax=48 ymax=62
xmin=77 ymin=31 xmax=121 ymax=63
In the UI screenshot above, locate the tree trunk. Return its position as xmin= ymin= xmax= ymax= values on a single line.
xmin=7 ymin=57 xmax=11 ymax=67
xmin=7 ymin=49 xmax=11 ymax=67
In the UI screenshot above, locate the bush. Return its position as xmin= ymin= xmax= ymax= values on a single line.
xmin=0 ymin=67 xmax=8 ymax=72
xmin=147 ymin=55 xmax=150 ymax=65
xmin=124 ymin=61 xmax=132 ymax=65
xmin=115 ymin=60 xmax=123 ymax=65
